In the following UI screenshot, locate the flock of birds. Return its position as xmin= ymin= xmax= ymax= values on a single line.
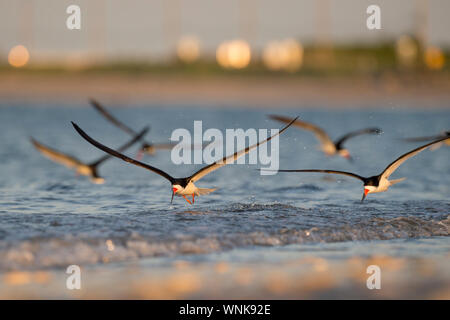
xmin=31 ymin=99 xmax=450 ymax=204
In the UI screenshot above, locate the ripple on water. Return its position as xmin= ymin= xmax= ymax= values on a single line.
xmin=0 ymin=210 xmax=447 ymax=270
xmin=0 ymin=106 xmax=449 ymax=271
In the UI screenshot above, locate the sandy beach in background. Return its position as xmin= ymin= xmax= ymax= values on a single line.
xmin=1 ymin=73 xmax=450 ymax=108
xmin=1 ymin=238 xmax=449 ymax=299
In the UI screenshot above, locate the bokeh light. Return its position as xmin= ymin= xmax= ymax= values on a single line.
xmin=177 ymin=36 xmax=201 ymax=63
xmin=262 ymin=39 xmax=303 ymax=72
xmin=395 ymin=35 xmax=418 ymax=68
xmin=8 ymin=45 xmax=30 ymax=68
xmin=424 ymin=46 xmax=445 ymax=70
xmin=216 ymin=40 xmax=251 ymax=69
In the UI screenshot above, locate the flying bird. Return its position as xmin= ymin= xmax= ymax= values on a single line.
xmin=402 ymin=130 xmax=449 ymax=150
xmin=31 ymin=127 xmax=149 ymax=184
xmin=90 ymin=99 xmax=179 ymax=158
xmin=261 ymin=137 xmax=449 ymax=202
xmin=268 ymin=115 xmax=382 ymax=160
xmin=71 ymin=117 xmax=298 ymax=204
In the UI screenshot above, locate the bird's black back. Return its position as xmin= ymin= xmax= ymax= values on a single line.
xmin=365 ymin=175 xmax=381 ymax=187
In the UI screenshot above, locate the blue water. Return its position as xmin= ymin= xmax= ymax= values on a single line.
xmin=0 ymin=103 xmax=449 ymax=270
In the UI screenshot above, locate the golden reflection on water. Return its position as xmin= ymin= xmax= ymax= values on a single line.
xmin=0 ymin=254 xmax=448 ymax=299
xmin=214 ymin=261 xmax=230 ymax=274
xmin=3 ymin=271 xmax=51 ymax=286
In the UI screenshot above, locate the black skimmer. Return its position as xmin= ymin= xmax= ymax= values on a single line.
xmin=71 ymin=117 xmax=298 ymax=204
xmin=261 ymin=137 xmax=449 ymax=202
xmin=31 ymin=127 xmax=149 ymax=184
xmin=268 ymin=115 xmax=382 ymax=160
xmin=90 ymin=99 xmax=178 ymax=157
xmin=402 ymin=130 xmax=450 ymax=150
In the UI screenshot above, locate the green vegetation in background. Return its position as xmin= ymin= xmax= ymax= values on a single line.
xmin=0 ymin=42 xmax=448 ymax=77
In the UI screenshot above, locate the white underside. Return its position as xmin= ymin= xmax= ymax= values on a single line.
xmin=320 ymin=144 xmax=337 ymax=156
xmin=365 ymin=177 xmax=405 ymax=194
xmin=75 ymin=166 xmax=105 ymax=184
xmin=76 ymin=165 xmax=93 ymax=176
xmin=174 ymin=181 xmax=216 ymax=196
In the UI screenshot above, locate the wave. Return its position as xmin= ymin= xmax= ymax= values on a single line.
xmin=0 ymin=214 xmax=447 ymax=271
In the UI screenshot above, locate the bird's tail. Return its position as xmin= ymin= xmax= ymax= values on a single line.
xmin=195 ymin=188 xmax=217 ymax=196
xmin=389 ymin=178 xmax=406 ymax=186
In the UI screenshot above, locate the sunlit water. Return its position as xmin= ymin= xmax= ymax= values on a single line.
xmin=0 ymin=103 xmax=448 ymax=270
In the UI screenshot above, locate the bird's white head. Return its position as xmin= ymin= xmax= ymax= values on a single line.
xmin=364 ymin=185 xmax=377 ymax=195
xmin=362 ymin=185 xmax=377 ymax=201
xmin=171 ymin=184 xmax=185 ymax=204
xmin=172 ymin=184 xmax=184 ymax=194
xmin=338 ymin=149 xmax=351 ymax=160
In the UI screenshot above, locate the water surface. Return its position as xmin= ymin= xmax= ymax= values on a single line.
xmin=0 ymin=103 xmax=448 ymax=270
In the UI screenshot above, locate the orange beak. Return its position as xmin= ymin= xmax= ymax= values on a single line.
xmin=361 ymin=188 xmax=370 ymax=202
xmin=171 ymin=187 xmax=178 ymax=204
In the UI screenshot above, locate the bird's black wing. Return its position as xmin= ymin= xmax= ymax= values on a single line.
xmin=401 ymin=131 xmax=449 ymax=143
xmin=89 ymin=98 xmax=139 ymax=136
xmin=268 ymin=169 xmax=366 ymax=182
xmin=334 ymin=127 xmax=382 ymax=149
xmin=268 ymin=114 xmax=335 ymax=150
xmin=72 ymin=122 xmax=175 ymax=184
xmin=189 ymin=116 xmax=299 ymax=183
xmin=89 ymin=126 xmax=149 ymax=167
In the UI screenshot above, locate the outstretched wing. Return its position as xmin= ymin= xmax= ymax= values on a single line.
xmin=189 ymin=116 xmax=299 ymax=183
xmin=334 ymin=127 xmax=382 ymax=149
xmin=90 ymin=99 xmax=184 ymax=153
xmin=152 ymin=142 xmax=178 ymax=150
xmin=31 ymin=138 xmax=84 ymax=169
xmin=266 ymin=169 xmax=365 ymax=182
xmin=89 ymin=98 xmax=139 ymax=136
xmin=155 ymin=141 xmax=211 ymax=150
xmin=72 ymin=122 xmax=175 ymax=184
xmin=89 ymin=126 xmax=149 ymax=167
xmin=380 ymin=137 xmax=450 ymax=180
xmin=401 ymin=131 xmax=449 ymax=143
xmin=268 ymin=115 xmax=334 ymax=150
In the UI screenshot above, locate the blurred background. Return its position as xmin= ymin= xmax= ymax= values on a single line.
xmin=0 ymin=1 xmax=449 ymax=300
xmin=0 ymin=0 xmax=449 ymax=108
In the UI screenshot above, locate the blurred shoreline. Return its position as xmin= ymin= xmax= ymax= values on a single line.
xmin=1 ymin=73 xmax=450 ymax=109
xmin=1 ymin=237 xmax=449 ymax=299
